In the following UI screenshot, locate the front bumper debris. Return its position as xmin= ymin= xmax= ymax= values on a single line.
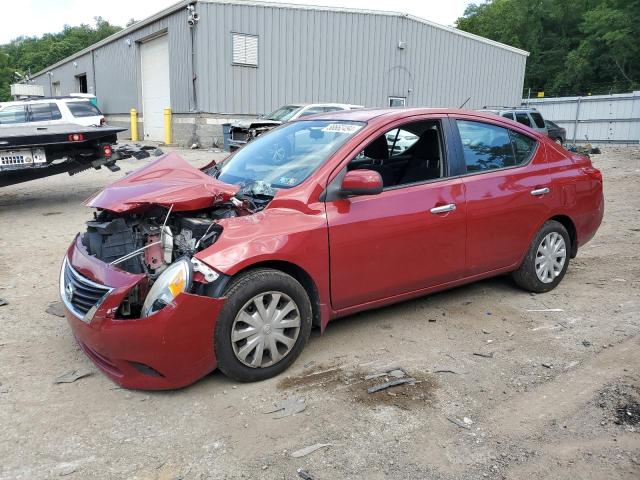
xmin=61 ymin=235 xmax=226 ymax=390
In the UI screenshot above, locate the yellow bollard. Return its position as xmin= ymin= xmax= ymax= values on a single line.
xmin=130 ymin=108 xmax=138 ymax=142
xmin=163 ymin=107 xmax=172 ymax=145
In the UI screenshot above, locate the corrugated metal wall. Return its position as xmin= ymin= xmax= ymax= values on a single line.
xmin=527 ymin=92 xmax=640 ymax=143
xmin=31 ymin=52 xmax=94 ymax=97
xmin=195 ymin=2 xmax=527 ymax=115
xmin=31 ymin=10 xmax=193 ymax=114
xmin=30 ymin=1 xmax=527 ymax=117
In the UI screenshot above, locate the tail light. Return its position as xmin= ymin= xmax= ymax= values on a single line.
xmin=581 ymin=166 xmax=602 ymax=182
xmin=68 ymin=133 xmax=85 ymax=142
xmin=103 ymin=145 xmax=113 ymax=159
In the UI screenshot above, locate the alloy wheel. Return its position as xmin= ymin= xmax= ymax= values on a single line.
xmin=231 ymin=291 xmax=301 ymax=368
xmin=535 ymin=232 xmax=567 ymax=283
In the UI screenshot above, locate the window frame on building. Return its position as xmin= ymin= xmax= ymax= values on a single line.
xmin=232 ymin=32 xmax=259 ymax=67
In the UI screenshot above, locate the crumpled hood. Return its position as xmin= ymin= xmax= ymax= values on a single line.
xmin=86 ymin=152 xmax=239 ymax=213
xmin=231 ymin=119 xmax=281 ymax=129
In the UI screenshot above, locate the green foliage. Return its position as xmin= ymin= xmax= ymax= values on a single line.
xmin=0 ymin=17 xmax=121 ymax=101
xmin=456 ymin=0 xmax=640 ymax=97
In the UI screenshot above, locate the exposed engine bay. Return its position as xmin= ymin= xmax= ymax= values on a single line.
xmin=83 ymin=206 xmax=231 ymax=276
xmin=82 ymin=181 xmax=276 ymax=276
xmin=79 ymin=187 xmax=273 ymax=318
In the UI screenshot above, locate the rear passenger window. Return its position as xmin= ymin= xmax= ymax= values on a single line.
xmin=457 ymin=120 xmax=537 ymax=173
xmin=29 ymin=103 xmax=62 ymax=122
xmin=530 ymin=112 xmax=545 ymax=128
xmin=457 ymin=121 xmax=514 ymax=172
xmin=67 ymin=102 xmax=102 ymax=118
xmin=502 ymin=112 xmax=514 ymax=120
xmin=515 ymin=113 xmax=532 ymax=127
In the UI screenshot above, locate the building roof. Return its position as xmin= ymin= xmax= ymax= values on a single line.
xmin=31 ymin=0 xmax=528 ymax=78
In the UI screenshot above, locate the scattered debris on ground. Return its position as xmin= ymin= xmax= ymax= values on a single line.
xmin=595 ymin=378 xmax=640 ymax=429
xmin=473 ymin=352 xmax=494 ymax=358
xmin=297 ymin=468 xmax=314 ymax=480
xmin=45 ymin=301 xmax=65 ymax=317
xmin=279 ymin=364 xmax=436 ymax=410
xmin=54 ymin=369 xmax=93 ymax=384
xmin=446 ymin=416 xmax=473 ymax=430
xmin=290 ymin=443 xmax=332 ymax=458
xmin=263 ymin=395 xmax=306 ymax=419
xmin=0 ymin=298 xmax=8 ymax=306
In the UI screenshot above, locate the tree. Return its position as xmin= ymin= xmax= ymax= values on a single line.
xmin=456 ymin=0 xmax=640 ymax=96
xmin=0 ymin=17 xmax=122 ymax=101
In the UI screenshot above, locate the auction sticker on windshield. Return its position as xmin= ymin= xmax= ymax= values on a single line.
xmin=321 ymin=123 xmax=363 ymax=134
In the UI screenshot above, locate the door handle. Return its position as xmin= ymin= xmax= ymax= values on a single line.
xmin=530 ymin=187 xmax=550 ymax=196
xmin=430 ymin=203 xmax=456 ymax=214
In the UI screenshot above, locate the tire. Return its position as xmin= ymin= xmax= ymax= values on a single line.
xmin=512 ymin=220 xmax=571 ymax=293
xmin=214 ymin=268 xmax=312 ymax=382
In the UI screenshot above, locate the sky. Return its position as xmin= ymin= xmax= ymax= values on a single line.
xmin=0 ymin=0 xmax=475 ymax=44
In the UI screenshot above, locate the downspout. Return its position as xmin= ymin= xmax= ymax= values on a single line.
xmin=91 ymin=49 xmax=97 ymax=98
xmin=187 ymin=2 xmax=200 ymax=147
xmin=188 ymin=3 xmax=198 ymax=112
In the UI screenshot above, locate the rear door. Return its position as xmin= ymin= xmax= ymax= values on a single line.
xmin=451 ymin=115 xmax=551 ymax=276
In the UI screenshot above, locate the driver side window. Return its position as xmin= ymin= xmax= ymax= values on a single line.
xmin=348 ymin=120 xmax=444 ymax=188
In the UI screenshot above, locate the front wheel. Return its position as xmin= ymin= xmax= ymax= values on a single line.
xmin=214 ymin=268 xmax=312 ymax=382
xmin=512 ymin=220 xmax=570 ymax=293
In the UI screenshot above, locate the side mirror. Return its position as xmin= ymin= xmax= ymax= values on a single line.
xmin=340 ymin=169 xmax=383 ymax=197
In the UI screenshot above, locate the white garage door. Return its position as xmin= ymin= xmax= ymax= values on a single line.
xmin=140 ymin=35 xmax=170 ymax=142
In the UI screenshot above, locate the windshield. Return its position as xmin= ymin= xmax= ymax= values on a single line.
xmin=216 ymin=120 xmax=365 ymax=190
xmin=264 ymin=105 xmax=302 ymax=122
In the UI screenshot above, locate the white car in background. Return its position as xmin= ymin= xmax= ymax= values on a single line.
xmin=0 ymin=97 xmax=105 ymax=128
xmin=229 ymin=103 xmax=364 ymax=150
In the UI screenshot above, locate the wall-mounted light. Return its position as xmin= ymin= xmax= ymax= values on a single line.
xmin=47 ymin=71 xmax=53 ymax=77
xmin=125 ymin=38 xmax=132 ymax=47
xmin=73 ymin=62 xmax=78 ymax=68
xmin=398 ymin=41 xmax=407 ymax=50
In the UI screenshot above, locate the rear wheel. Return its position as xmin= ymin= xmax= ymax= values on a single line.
xmin=214 ymin=268 xmax=312 ymax=382
xmin=512 ymin=220 xmax=570 ymax=293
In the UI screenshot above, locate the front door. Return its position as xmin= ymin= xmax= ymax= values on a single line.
xmin=326 ymin=118 xmax=466 ymax=310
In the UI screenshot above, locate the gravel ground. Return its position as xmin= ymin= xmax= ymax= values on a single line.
xmin=0 ymin=145 xmax=639 ymax=480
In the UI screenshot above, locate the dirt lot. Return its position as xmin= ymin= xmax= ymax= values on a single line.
xmin=1 ymin=146 xmax=639 ymax=480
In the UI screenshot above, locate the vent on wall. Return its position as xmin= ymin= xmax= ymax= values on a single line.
xmin=232 ymin=33 xmax=258 ymax=66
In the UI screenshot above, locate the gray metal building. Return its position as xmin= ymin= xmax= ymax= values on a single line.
xmin=29 ymin=0 xmax=529 ymax=145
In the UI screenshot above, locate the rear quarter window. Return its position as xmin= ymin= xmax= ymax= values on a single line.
xmin=66 ymin=102 xmax=102 ymax=118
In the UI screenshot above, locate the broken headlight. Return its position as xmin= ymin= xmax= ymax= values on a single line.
xmin=141 ymin=258 xmax=192 ymax=317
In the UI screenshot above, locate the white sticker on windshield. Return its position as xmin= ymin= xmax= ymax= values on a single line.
xmin=321 ymin=123 xmax=363 ymax=134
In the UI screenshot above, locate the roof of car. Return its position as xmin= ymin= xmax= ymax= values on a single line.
xmin=0 ymin=97 xmax=93 ymax=108
xmin=301 ymin=107 xmax=490 ymax=122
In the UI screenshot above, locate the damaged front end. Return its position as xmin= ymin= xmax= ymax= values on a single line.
xmin=81 ymin=199 xmax=251 ymax=318
xmin=69 ymin=151 xmax=271 ymax=320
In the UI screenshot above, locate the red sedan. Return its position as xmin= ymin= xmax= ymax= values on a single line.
xmin=60 ymin=108 xmax=604 ymax=389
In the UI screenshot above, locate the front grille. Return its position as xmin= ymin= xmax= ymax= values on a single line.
xmin=61 ymin=259 xmax=112 ymax=322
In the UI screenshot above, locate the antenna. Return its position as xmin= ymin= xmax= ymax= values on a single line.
xmin=459 ymin=97 xmax=471 ymax=109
